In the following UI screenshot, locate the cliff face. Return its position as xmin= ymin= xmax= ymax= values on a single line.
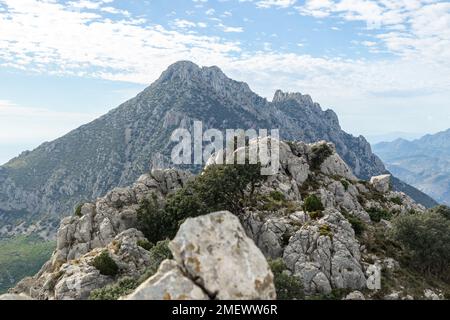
xmin=8 ymin=139 xmax=446 ymax=301
xmin=0 ymin=61 xmax=436 ymax=238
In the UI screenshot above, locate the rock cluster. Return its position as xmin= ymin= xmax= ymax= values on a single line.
xmin=125 ymin=211 xmax=276 ymax=300
xmin=4 ymin=138 xmax=432 ymax=300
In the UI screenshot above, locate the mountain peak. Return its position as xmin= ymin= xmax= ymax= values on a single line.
xmin=272 ymin=90 xmax=314 ymax=106
xmin=155 ymin=60 xmax=251 ymax=95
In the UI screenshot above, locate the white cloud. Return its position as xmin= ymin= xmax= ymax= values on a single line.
xmin=255 ymin=0 xmax=297 ymax=9
xmin=298 ymin=0 xmax=450 ymax=64
xmin=217 ymin=23 xmax=244 ymax=32
xmin=0 ymin=0 xmax=449 ymax=137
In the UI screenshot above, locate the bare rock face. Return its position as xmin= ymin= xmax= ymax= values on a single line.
xmin=10 ymin=169 xmax=190 ymax=300
xmin=283 ymin=210 xmax=366 ymax=294
xmin=124 ymin=260 xmax=208 ymax=300
xmin=370 ymin=174 xmax=391 ymax=193
xmin=125 ymin=211 xmax=276 ymax=300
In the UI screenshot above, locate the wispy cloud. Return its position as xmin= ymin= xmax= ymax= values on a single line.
xmin=0 ymin=0 xmax=449 ymax=128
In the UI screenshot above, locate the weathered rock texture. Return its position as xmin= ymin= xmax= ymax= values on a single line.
xmin=5 ymin=138 xmax=438 ymax=300
xmin=125 ymin=211 xmax=276 ymax=300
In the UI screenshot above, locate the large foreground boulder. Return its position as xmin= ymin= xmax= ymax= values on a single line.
xmin=125 ymin=211 xmax=276 ymax=300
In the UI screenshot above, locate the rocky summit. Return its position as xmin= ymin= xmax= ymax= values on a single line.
xmin=0 ymin=61 xmax=436 ymax=239
xmin=5 ymin=138 xmax=447 ymax=300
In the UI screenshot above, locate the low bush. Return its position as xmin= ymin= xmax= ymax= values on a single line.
xmin=74 ymin=203 xmax=83 ymax=217
xmin=303 ymin=195 xmax=324 ymax=213
xmin=310 ymin=144 xmax=333 ymax=170
xmin=341 ymin=180 xmax=350 ymax=191
xmin=92 ymin=251 xmax=119 ymax=277
xmin=367 ymin=207 xmax=392 ymax=222
xmin=390 ymin=197 xmax=403 ymax=206
xmin=269 ymin=259 xmax=304 ymax=300
xmin=343 ymin=213 xmax=366 ymax=236
xmin=137 ymin=163 xmax=265 ymax=243
xmin=89 ymin=277 xmax=138 ymax=300
xmin=137 ymin=239 xmax=153 ymax=251
xmin=392 ymin=212 xmax=450 ymax=280
xmin=429 ymin=205 xmax=450 ymax=220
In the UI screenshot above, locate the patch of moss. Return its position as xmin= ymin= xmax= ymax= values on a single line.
xmin=319 ymin=224 xmax=333 ymax=239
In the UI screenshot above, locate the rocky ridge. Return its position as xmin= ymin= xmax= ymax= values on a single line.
xmin=3 ymin=138 xmax=443 ymax=300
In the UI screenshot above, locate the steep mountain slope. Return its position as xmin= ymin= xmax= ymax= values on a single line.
xmin=0 ymin=61 xmax=436 ymax=237
xmin=374 ymin=129 xmax=450 ymax=205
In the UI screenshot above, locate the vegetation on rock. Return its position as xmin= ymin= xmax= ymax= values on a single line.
xmin=137 ymin=163 xmax=264 ymax=242
xmin=92 ymin=251 xmax=119 ymax=277
xmin=392 ymin=211 xmax=450 ymax=280
xmin=269 ymin=259 xmax=304 ymax=300
xmin=303 ymin=194 xmax=324 ymax=213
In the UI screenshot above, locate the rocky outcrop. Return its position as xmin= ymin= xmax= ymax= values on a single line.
xmin=283 ymin=210 xmax=366 ymax=294
xmin=125 ymin=211 xmax=276 ymax=300
xmin=9 ymin=169 xmax=190 ymax=300
xmin=5 ymin=137 xmax=436 ymax=300
xmin=370 ymin=174 xmax=391 ymax=193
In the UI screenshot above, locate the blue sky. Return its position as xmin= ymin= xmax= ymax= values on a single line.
xmin=1 ymin=0 xmax=450 ymax=164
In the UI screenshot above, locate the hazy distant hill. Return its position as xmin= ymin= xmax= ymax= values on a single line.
xmin=374 ymin=129 xmax=450 ymax=205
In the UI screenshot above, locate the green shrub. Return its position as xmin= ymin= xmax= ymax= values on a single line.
xmin=74 ymin=203 xmax=83 ymax=217
xmin=309 ymin=210 xmax=324 ymax=220
xmin=139 ymin=240 xmax=174 ymax=281
xmin=269 ymin=259 xmax=304 ymax=300
xmin=92 ymin=251 xmax=119 ymax=276
xmin=303 ymin=195 xmax=324 ymax=213
xmin=343 ymin=213 xmax=366 ymax=236
xmin=367 ymin=207 xmax=392 ymax=222
xmin=429 ymin=205 xmax=450 ymax=220
xmin=137 ymin=239 xmax=153 ymax=251
xmin=392 ymin=212 xmax=450 ymax=280
xmin=310 ymin=144 xmax=333 ymax=170
xmin=137 ymin=163 xmax=265 ymax=243
xmin=89 ymin=277 xmax=138 ymax=300
xmin=136 ymin=193 xmax=170 ymax=244
xmin=269 ymin=191 xmax=286 ymax=202
xmin=341 ymin=180 xmax=350 ymax=191
xmin=390 ymin=197 xmax=403 ymax=206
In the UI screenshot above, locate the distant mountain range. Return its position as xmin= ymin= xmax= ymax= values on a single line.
xmin=0 ymin=61 xmax=437 ymax=238
xmin=374 ymin=129 xmax=450 ymax=205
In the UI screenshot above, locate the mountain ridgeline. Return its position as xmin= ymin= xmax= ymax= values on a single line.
xmin=0 ymin=61 xmax=437 ymax=238
xmin=374 ymin=129 xmax=450 ymax=205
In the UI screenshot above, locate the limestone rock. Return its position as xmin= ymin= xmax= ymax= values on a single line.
xmin=0 ymin=293 xmax=32 ymax=300
xmin=370 ymin=175 xmax=391 ymax=193
xmin=283 ymin=210 xmax=366 ymax=294
xmin=344 ymin=291 xmax=366 ymax=300
xmin=124 ymin=260 xmax=208 ymax=300
xmin=169 ymin=211 xmax=276 ymax=300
